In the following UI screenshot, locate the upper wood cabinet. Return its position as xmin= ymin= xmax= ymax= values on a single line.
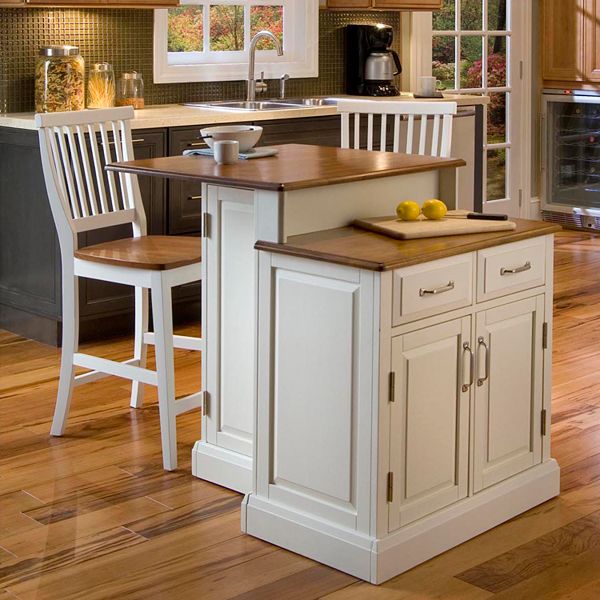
xmin=541 ymin=0 xmax=600 ymax=85
xmin=585 ymin=0 xmax=600 ymax=81
xmin=327 ymin=0 xmax=442 ymax=9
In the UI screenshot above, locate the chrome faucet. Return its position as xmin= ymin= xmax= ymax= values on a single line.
xmin=247 ymin=31 xmax=283 ymax=103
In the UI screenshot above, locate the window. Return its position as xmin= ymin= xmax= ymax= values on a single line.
xmin=154 ymin=0 xmax=319 ymax=84
xmin=429 ymin=0 xmax=530 ymax=217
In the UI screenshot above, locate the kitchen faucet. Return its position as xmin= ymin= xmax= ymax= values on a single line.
xmin=247 ymin=31 xmax=283 ymax=103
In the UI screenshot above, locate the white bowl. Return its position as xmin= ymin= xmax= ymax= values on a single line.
xmin=200 ymin=125 xmax=263 ymax=152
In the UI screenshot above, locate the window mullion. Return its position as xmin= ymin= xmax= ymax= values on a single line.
xmin=203 ymin=1 xmax=210 ymax=54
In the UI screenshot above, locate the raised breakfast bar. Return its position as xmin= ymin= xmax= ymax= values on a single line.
xmin=108 ymin=144 xmax=560 ymax=584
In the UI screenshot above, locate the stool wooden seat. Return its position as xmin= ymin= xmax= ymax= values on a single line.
xmin=36 ymin=107 xmax=205 ymax=471
xmin=75 ymin=236 xmax=202 ymax=270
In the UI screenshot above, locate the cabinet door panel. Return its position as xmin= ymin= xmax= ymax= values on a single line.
xmin=389 ymin=317 xmax=470 ymax=531
xmin=585 ymin=0 xmax=600 ymax=81
xmin=204 ymin=186 xmax=256 ymax=457
xmin=473 ymin=295 xmax=544 ymax=493
xmin=542 ymin=0 xmax=585 ymax=82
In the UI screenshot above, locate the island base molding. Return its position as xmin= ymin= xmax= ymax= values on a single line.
xmin=241 ymin=460 xmax=560 ymax=585
xmin=192 ymin=441 xmax=252 ymax=493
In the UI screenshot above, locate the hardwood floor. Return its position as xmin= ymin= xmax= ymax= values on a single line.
xmin=2 ymin=230 xmax=600 ymax=599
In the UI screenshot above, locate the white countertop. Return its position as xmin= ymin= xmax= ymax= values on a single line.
xmin=0 ymin=93 xmax=488 ymax=131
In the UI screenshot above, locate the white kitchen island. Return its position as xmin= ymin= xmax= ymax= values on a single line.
xmin=249 ymin=219 xmax=561 ymax=584
xmin=109 ymin=146 xmax=560 ymax=583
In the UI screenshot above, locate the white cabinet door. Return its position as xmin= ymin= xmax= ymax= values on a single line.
xmin=204 ymin=186 xmax=256 ymax=457
xmin=473 ymin=295 xmax=545 ymax=493
xmin=389 ymin=317 xmax=471 ymax=531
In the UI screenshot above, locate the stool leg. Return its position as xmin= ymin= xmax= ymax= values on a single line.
xmin=130 ymin=286 xmax=149 ymax=409
xmin=51 ymin=268 xmax=79 ymax=436
xmin=151 ymin=272 xmax=178 ymax=471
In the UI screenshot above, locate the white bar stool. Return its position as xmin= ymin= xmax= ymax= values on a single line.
xmin=36 ymin=106 xmax=204 ymax=471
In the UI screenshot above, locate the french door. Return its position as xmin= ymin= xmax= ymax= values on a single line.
xmin=431 ymin=0 xmax=529 ymax=217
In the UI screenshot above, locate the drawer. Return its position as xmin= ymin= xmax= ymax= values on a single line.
xmin=477 ymin=237 xmax=546 ymax=302
xmin=392 ymin=254 xmax=474 ymax=325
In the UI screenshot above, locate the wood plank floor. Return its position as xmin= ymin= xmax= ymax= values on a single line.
xmin=2 ymin=230 xmax=600 ymax=599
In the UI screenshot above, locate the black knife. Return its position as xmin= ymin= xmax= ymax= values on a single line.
xmin=446 ymin=212 xmax=508 ymax=221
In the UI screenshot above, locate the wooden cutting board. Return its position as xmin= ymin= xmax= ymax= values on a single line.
xmin=353 ymin=215 xmax=517 ymax=240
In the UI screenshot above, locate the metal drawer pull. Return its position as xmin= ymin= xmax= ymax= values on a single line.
xmin=500 ymin=261 xmax=531 ymax=276
xmin=419 ymin=280 xmax=455 ymax=297
xmin=103 ymin=138 xmax=145 ymax=145
xmin=462 ymin=342 xmax=474 ymax=393
xmin=187 ymin=195 xmax=202 ymax=201
xmin=187 ymin=141 xmax=206 ymax=147
xmin=477 ymin=337 xmax=490 ymax=386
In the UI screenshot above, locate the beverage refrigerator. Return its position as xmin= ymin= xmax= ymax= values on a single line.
xmin=542 ymin=89 xmax=600 ymax=227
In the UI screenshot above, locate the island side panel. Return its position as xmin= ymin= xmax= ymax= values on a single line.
xmin=281 ymin=170 xmax=452 ymax=239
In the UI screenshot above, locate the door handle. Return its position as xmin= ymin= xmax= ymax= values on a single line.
xmin=462 ymin=342 xmax=474 ymax=393
xmin=419 ymin=280 xmax=455 ymax=296
xmin=500 ymin=261 xmax=531 ymax=276
xmin=477 ymin=337 xmax=490 ymax=386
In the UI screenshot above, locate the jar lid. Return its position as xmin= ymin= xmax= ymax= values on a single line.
xmin=39 ymin=45 xmax=80 ymax=57
xmin=92 ymin=62 xmax=113 ymax=71
xmin=121 ymin=71 xmax=143 ymax=80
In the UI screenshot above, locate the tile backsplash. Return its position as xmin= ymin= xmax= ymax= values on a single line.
xmin=0 ymin=8 xmax=401 ymax=114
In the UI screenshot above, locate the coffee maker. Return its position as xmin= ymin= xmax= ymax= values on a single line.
xmin=345 ymin=24 xmax=402 ymax=96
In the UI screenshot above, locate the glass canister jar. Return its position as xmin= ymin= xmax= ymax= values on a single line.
xmin=35 ymin=46 xmax=85 ymax=113
xmin=116 ymin=71 xmax=145 ymax=109
xmin=87 ymin=62 xmax=115 ymax=109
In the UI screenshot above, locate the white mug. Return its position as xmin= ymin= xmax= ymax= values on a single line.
xmin=417 ymin=76 xmax=438 ymax=97
xmin=213 ymin=140 xmax=239 ymax=164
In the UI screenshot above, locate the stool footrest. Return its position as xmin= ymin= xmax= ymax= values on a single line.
xmin=74 ymin=358 xmax=141 ymax=386
xmin=74 ymin=353 xmax=158 ymax=386
xmin=174 ymin=391 xmax=205 ymax=415
xmin=143 ymin=333 xmax=204 ymax=352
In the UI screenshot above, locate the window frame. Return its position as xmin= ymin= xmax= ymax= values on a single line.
xmin=153 ymin=0 xmax=319 ymax=84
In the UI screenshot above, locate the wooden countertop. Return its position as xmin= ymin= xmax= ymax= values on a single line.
xmin=255 ymin=219 xmax=562 ymax=271
xmin=107 ymin=144 xmax=465 ymax=192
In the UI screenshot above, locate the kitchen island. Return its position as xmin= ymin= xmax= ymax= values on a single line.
xmin=109 ymin=145 xmax=560 ymax=583
xmin=108 ymin=144 xmax=465 ymax=493
xmin=247 ymin=219 xmax=560 ymax=583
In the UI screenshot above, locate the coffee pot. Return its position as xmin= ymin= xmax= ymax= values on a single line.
xmin=364 ymin=50 xmax=402 ymax=84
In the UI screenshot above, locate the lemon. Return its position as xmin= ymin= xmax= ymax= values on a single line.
xmin=396 ymin=200 xmax=421 ymax=221
xmin=422 ymin=199 xmax=448 ymax=220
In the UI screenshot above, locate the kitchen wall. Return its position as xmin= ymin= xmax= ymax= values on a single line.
xmin=0 ymin=8 xmax=402 ymax=114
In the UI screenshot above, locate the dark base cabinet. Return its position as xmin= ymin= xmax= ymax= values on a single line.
xmin=0 ymin=115 xmax=341 ymax=346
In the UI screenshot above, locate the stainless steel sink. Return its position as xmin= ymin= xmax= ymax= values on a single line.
xmin=184 ymin=100 xmax=298 ymax=111
xmin=183 ymin=97 xmax=338 ymax=111
xmin=276 ymin=97 xmax=339 ymax=107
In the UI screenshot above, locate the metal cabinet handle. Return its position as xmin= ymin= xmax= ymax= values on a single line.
xmin=187 ymin=195 xmax=202 ymax=201
xmin=419 ymin=280 xmax=455 ymax=297
xmin=500 ymin=261 xmax=531 ymax=276
xmin=104 ymin=138 xmax=145 ymax=146
xmin=187 ymin=141 xmax=207 ymax=147
xmin=462 ymin=342 xmax=474 ymax=393
xmin=477 ymin=337 xmax=490 ymax=386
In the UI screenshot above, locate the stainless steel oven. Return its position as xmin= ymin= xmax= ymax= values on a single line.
xmin=542 ymin=89 xmax=600 ymax=221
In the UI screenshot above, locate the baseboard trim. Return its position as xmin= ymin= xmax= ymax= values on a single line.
xmin=242 ymin=460 xmax=560 ymax=584
xmin=192 ymin=440 xmax=252 ymax=493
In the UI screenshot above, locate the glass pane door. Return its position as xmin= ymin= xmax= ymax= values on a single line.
xmin=433 ymin=0 xmax=518 ymax=215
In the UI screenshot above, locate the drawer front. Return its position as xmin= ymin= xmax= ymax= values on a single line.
xmin=478 ymin=237 xmax=546 ymax=301
xmin=392 ymin=254 xmax=474 ymax=325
